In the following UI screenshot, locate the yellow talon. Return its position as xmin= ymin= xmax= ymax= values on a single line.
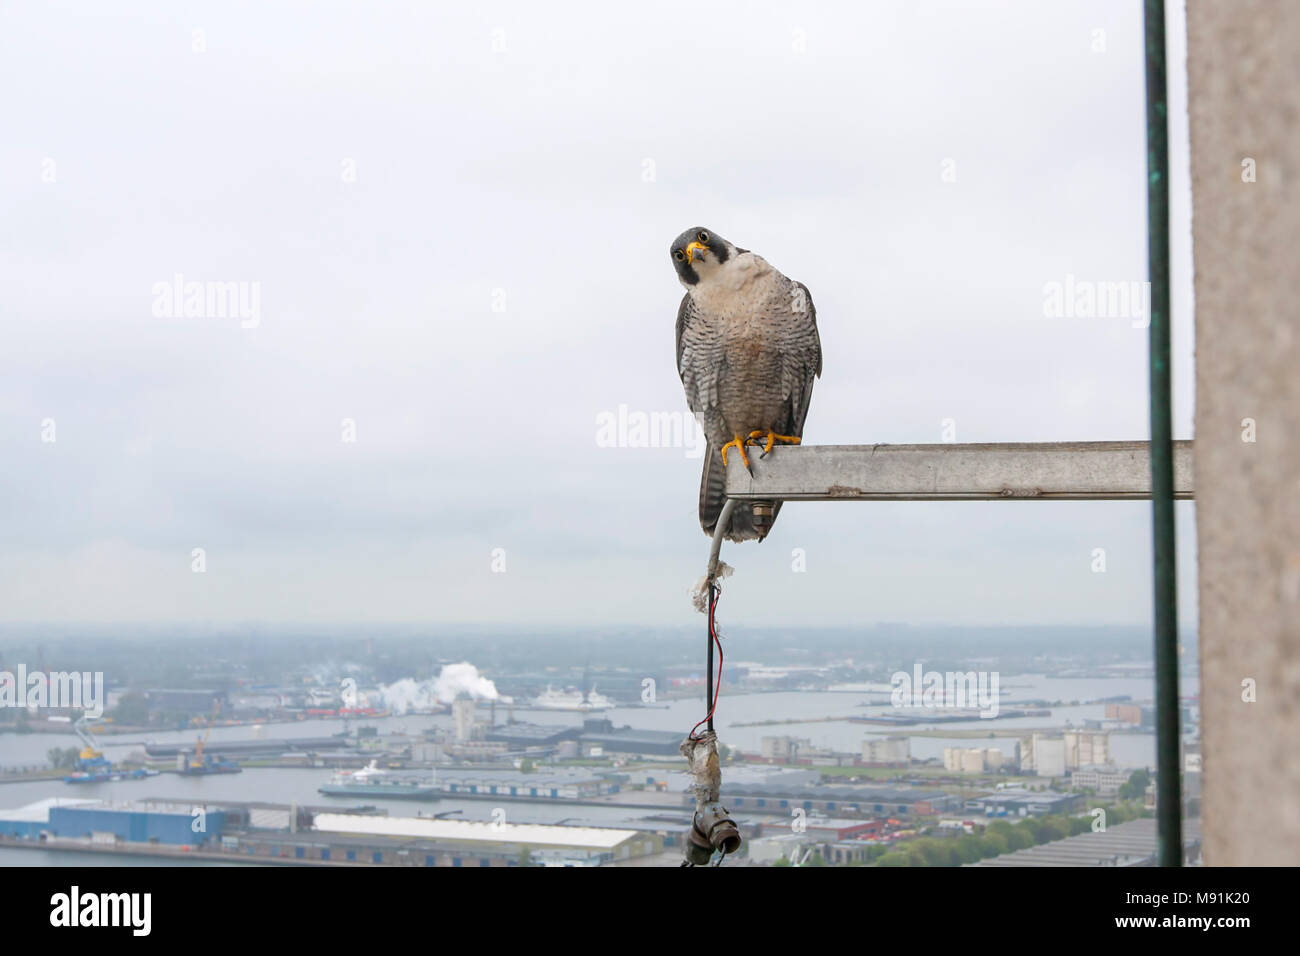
xmin=720 ymin=435 xmax=751 ymax=470
xmin=748 ymin=430 xmax=801 ymax=455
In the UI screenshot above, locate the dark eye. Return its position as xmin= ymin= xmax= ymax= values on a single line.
xmin=673 ymin=250 xmax=685 ymax=261
xmin=698 ymin=231 xmax=709 ymax=243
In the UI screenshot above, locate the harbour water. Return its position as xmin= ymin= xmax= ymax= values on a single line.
xmin=1 ymin=674 xmax=1190 ymax=771
xmin=0 ymin=672 xmax=1195 ymax=867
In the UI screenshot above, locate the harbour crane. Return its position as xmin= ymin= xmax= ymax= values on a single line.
xmin=181 ymin=700 xmax=241 ymax=775
xmin=190 ymin=700 xmax=221 ymax=771
xmin=72 ymin=715 xmax=110 ymax=772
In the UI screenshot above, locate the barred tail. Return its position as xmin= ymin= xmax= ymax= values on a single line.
xmin=698 ymin=444 xmax=781 ymax=542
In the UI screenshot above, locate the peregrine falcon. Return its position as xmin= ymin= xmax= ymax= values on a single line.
xmin=671 ymin=226 xmax=822 ymax=542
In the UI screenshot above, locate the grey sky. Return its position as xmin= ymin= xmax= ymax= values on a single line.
xmin=0 ymin=1 xmax=1196 ymax=628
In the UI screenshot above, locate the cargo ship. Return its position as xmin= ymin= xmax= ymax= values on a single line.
xmin=318 ymin=761 xmax=438 ymax=800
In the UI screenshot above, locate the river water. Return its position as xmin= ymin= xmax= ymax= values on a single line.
xmin=1 ymin=672 xmax=1195 ymax=863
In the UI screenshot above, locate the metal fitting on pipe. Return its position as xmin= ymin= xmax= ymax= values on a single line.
xmin=682 ymin=823 xmax=714 ymax=866
xmin=693 ymin=801 xmax=741 ymax=856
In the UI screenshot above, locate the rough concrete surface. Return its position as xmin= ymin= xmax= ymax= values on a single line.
xmin=1187 ymin=0 xmax=1300 ymax=865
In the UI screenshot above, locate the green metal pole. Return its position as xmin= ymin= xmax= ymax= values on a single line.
xmin=1143 ymin=0 xmax=1182 ymax=867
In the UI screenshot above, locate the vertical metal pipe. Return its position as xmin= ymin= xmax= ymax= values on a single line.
xmin=706 ymin=499 xmax=737 ymax=582
xmin=1143 ymin=0 xmax=1182 ymax=867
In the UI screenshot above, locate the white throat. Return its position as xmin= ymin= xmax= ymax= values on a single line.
xmin=687 ymin=251 xmax=777 ymax=309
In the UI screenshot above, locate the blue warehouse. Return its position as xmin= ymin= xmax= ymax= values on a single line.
xmin=0 ymin=798 xmax=226 ymax=846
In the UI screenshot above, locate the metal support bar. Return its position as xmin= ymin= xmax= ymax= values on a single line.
xmin=1144 ymin=0 xmax=1182 ymax=867
xmin=705 ymin=437 xmax=1193 ymax=866
xmin=722 ymin=441 xmax=1194 ymax=502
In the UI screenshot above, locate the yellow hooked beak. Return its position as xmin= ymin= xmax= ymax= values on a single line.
xmin=685 ymin=240 xmax=708 ymax=264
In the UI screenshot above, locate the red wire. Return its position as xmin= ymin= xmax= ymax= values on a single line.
xmin=689 ymin=583 xmax=724 ymax=740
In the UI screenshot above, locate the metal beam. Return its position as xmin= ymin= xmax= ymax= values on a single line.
xmin=722 ymin=440 xmax=1194 ymax=502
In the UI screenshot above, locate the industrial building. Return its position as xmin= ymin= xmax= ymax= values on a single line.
xmin=747 ymin=832 xmax=880 ymax=866
xmin=706 ymin=781 xmax=955 ymax=817
xmin=0 ymin=798 xmax=228 ymax=847
xmin=0 ymin=796 xmax=659 ymax=866
xmin=436 ymin=769 xmax=618 ymax=800
xmin=1071 ymin=765 xmax=1131 ymax=795
xmin=1105 ymin=702 xmax=1144 ymax=725
xmin=483 ymin=717 xmax=683 ymax=758
xmin=942 ymin=746 xmax=1007 ymax=773
xmin=1101 ymin=703 xmax=1195 ymax=731
xmin=760 ymin=736 xmax=810 ymax=761
xmin=747 ymin=833 xmax=810 ymax=865
xmin=1064 ymin=731 xmax=1110 ymax=768
xmin=753 ymin=735 xmax=867 ymax=767
xmin=1019 ymin=731 xmax=1110 ymax=777
xmin=484 ymin=722 xmax=576 ymax=750
xmin=757 ymin=817 xmax=883 ymax=841
xmin=861 ymin=736 xmax=910 ymax=767
xmin=963 ymin=790 xmax=1084 ymax=818
xmin=577 ymin=718 xmax=683 ymax=757
xmin=311 ymin=814 xmax=658 ymax=865
xmin=822 ymin=840 xmax=877 ymax=865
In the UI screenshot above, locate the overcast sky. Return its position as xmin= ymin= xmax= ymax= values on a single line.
xmin=0 ymin=0 xmax=1196 ymax=630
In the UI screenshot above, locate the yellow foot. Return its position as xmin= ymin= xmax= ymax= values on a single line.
xmin=719 ymin=434 xmax=751 ymax=470
xmin=747 ymin=430 xmax=802 ymax=455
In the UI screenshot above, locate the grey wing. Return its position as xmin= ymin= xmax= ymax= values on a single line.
xmin=676 ymin=293 xmax=713 ymax=416
xmin=675 ymin=293 xmax=691 ymax=388
xmin=778 ymin=280 xmax=822 ymax=437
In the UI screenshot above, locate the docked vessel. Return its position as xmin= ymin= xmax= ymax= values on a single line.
xmin=62 ymin=716 xmax=161 ymax=784
xmin=318 ymin=761 xmax=438 ymax=800
xmin=531 ymin=686 xmax=614 ymax=712
xmin=64 ymin=768 xmax=160 ymax=784
xmin=177 ymin=700 xmax=243 ymax=774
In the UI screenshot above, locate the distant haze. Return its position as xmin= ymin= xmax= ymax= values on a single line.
xmin=0 ymin=1 xmax=1196 ymax=629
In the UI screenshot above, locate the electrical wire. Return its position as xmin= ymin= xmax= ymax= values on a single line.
xmin=689 ymin=581 xmax=724 ymax=741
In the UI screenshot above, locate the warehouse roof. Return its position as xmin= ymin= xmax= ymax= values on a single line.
xmin=974 ymin=790 xmax=1077 ymax=806
xmin=967 ymin=817 xmax=1201 ymax=866
xmin=484 ymin=722 xmax=577 ymax=740
xmin=0 ymin=798 xmax=98 ymax=822
xmin=312 ymin=813 xmax=638 ymax=849
xmin=581 ymin=729 xmax=682 ymax=744
xmin=761 ymin=817 xmax=878 ymax=831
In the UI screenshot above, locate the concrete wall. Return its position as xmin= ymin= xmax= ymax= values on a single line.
xmin=1186 ymin=0 xmax=1300 ymax=865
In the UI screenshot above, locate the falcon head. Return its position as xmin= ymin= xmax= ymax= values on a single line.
xmin=670 ymin=226 xmax=737 ymax=287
